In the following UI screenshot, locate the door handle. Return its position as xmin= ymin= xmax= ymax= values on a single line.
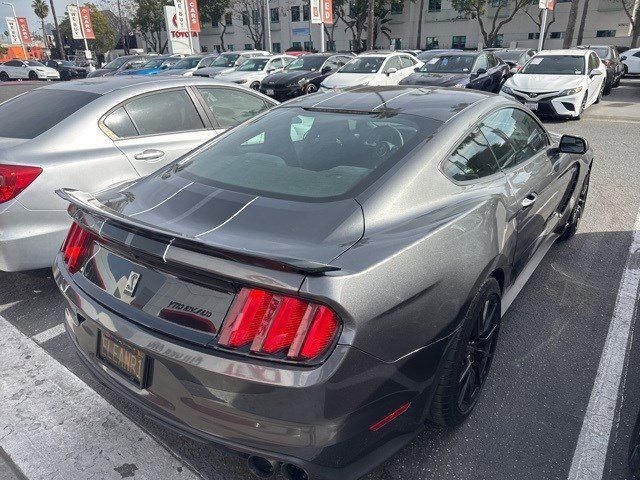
xmin=134 ymin=149 xmax=165 ymax=161
xmin=522 ymin=193 xmax=538 ymax=208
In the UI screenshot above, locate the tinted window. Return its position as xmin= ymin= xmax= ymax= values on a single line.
xmin=173 ymin=107 xmax=441 ymax=200
xmin=474 ymin=55 xmax=488 ymax=71
xmin=481 ymin=108 xmax=548 ymax=168
xmin=197 ymin=87 xmax=269 ymax=129
xmin=522 ymin=55 xmax=585 ymax=75
xmin=443 ymin=129 xmax=501 ymax=181
xmin=340 ymin=56 xmax=384 ymax=73
xmin=0 ymin=89 xmax=99 ymax=139
xmin=103 ymin=107 xmax=137 ymax=138
xmin=400 ymin=56 xmax=416 ymax=68
xmin=285 ymin=56 xmax=327 ymax=71
xmin=5 ymin=60 xmax=22 ymax=67
xmin=384 ymin=56 xmax=402 ymax=72
xmin=480 ymin=123 xmax=515 ymax=168
xmin=124 ymin=89 xmax=204 ymax=135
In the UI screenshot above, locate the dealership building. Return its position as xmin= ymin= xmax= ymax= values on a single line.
xmin=169 ymin=0 xmax=637 ymax=54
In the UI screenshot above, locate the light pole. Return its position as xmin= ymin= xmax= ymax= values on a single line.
xmin=1 ymin=2 xmax=27 ymax=58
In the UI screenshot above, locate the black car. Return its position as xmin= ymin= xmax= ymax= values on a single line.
xmin=44 ymin=59 xmax=87 ymax=80
xmin=259 ymin=53 xmax=353 ymax=100
xmin=87 ymin=55 xmax=148 ymax=78
xmin=578 ymin=45 xmax=623 ymax=94
xmin=492 ymin=48 xmax=536 ymax=74
xmin=400 ymin=51 xmax=509 ymax=93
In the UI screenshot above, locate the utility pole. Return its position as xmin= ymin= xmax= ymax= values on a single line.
xmin=366 ymin=0 xmax=374 ymax=50
xmin=49 ymin=0 xmax=66 ymax=59
xmin=116 ymin=0 xmax=128 ymax=54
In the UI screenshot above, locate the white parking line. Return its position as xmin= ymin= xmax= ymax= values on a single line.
xmin=0 ymin=314 xmax=201 ymax=480
xmin=31 ymin=323 xmax=65 ymax=344
xmin=567 ymin=207 xmax=640 ymax=480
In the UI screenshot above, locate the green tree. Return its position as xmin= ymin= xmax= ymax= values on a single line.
xmin=59 ymin=3 xmax=117 ymax=53
xmin=131 ymin=0 xmax=168 ymax=53
xmin=451 ymin=0 xmax=532 ymax=47
xmin=32 ymin=0 xmax=49 ymax=49
xmin=619 ymin=0 xmax=640 ymax=47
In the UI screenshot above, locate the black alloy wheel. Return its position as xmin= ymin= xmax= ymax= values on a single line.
xmin=0 ymin=71 xmax=9 ymax=81
xmin=250 ymin=81 xmax=260 ymax=91
xmin=28 ymin=70 xmax=38 ymax=80
xmin=305 ymin=83 xmax=318 ymax=94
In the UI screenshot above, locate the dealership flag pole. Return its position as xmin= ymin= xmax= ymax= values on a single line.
xmin=2 ymin=2 xmax=27 ymax=58
xmin=537 ymin=0 xmax=554 ymax=51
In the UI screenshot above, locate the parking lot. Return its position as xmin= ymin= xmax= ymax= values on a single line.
xmin=1 ymin=78 xmax=640 ymax=480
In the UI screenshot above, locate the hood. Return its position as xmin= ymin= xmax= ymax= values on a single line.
xmin=261 ymin=70 xmax=317 ymax=87
xmin=218 ymin=70 xmax=262 ymax=82
xmin=197 ymin=66 xmax=234 ymax=76
xmin=322 ymin=73 xmax=375 ymax=88
xmin=87 ymin=68 xmax=114 ymax=77
xmin=95 ymin=174 xmax=364 ymax=266
xmin=118 ymin=67 xmax=158 ymax=76
xmin=505 ymin=74 xmax=585 ymax=92
xmin=156 ymin=68 xmax=192 ymax=76
xmin=399 ymin=72 xmax=470 ymax=87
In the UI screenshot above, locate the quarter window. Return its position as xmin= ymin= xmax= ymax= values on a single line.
xmin=384 ymin=56 xmax=402 ymax=72
xmin=103 ymin=107 xmax=137 ymax=138
xmin=443 ymin=129 xmax=501 ymax=182
xmin=124 ymin=89 xmax=204 ymax=136
xmin=197 ymin=87 xmax=270 ymax=129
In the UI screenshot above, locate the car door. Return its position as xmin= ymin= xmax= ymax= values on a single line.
xmin=381 ymin=55 xmax=403 ymax=85
xmin=468 ymin=54 xmax=491 ymax=91
xmin=480 ymin=107 xmax=574 ymax=277
xmin=586 ymin=53 xmax=604 ymax=104
xmin=102 ymin=88 xmax=217 ymax=176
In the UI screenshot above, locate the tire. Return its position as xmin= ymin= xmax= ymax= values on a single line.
xmin=629 ymin=411 xmax=640 ymax=479
xmin=0 ymin=71 xmax=9 ymax=82
xmin=250 ymin=81 xmax=260 ymax=91
xmin=28 ymin=70 xmax=38 ymax=81
xmin=603 ymin=79 xmax=612 ymax=95
xmin=430 ymin=277 xmax=502 ymax=427
xmin=595 ymin=82 xmax=604 ymax=104
xmin=305 ymin=83 xmax=318 ymax=94
xmin=558 ymin=170 xmax=590 ymax=241
xmin=61 ymin=70 xmax=70 ymax=81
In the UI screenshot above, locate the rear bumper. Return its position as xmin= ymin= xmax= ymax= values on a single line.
xmin=54 ymin=256 xmax=449 ymax=479
xmin=259 ymin=85 xmax=304 ymax=101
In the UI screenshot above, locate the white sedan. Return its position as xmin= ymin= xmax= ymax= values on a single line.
xmin=320 ymin=52 xmax=422 ymax=90
xmin=621 ymin=47 xmax=640 ymax=75
xmin=0 ymin=59 xmax=60 ymax=81
xmin=500 ymin=49 xmax=606 ymax=119
xmin=217 ymin=55 xmax=295 ymax=90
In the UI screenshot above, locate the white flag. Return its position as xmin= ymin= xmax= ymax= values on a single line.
xmin=5 ymin=17 xmax=21 ymax=44
xmin=173 ymin=0 xmax=189 ymax=31
xmin=310 ymin=0 xmax=322 ymax=24
xmin=67 ymin=5 xmax=85 ymax=39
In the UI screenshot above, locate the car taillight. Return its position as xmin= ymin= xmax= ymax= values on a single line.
xmin=218 ymin=287 xmax=340 ymax=362
xmin=0 ymin=164 xmax=42 ymax=204
xmin=61 ymin=222 xmax=97 ymax=273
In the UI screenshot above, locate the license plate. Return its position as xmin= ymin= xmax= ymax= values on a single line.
xmin=525 ymin=102 xmax=538 ymax=110
xmin=266 ymin=89 xmax=274 ymax=96
xmin=98 ymin=331 xmax=148 ymax=387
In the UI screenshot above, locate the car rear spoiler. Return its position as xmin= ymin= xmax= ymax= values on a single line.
xmin=56 ymin=188 xmax=341 ymax=276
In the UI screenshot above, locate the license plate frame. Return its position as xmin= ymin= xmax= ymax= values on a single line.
xmin=525 ymin=102 xmax=538 ymax=110
xmin=97 ymin=330 xmax=149 ymax=388
xmin=266 ymin=89 xmax=274 ymax=96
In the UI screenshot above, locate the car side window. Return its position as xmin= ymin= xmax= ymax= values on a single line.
xmin=481 ymin=108 xmax=549 ymax=169
xmin=323 ymin=58 xmax=339 ymax=71
xmin=474 ymin=55 xmax=488 ymax=71
xmin=123 ymin=89 xmax=204 ymax=136
xmin=486 ymin=53 xmax=497 ymax=67
xmin=6 ymin=60 xmax=21 ymax=67
xmin=589 ymin=53 xmax=599 ymax=70
xmin=400 ymin=56 xmax=415 ymax=68
xmin=197 ymin=87 xmax=270 ymax=129
xmin=384 ymin=56 xmax=402 ymax=72
xmin=442 ymin=128 xmax=501 ymax=182
xmin=103 ymin=106 xmax=138 ymax=138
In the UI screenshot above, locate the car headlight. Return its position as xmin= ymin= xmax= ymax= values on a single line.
xmin=559 ymin=86 xmax=583 ymax=96
xmin=501 ymin=85 xmax=513 ymax=95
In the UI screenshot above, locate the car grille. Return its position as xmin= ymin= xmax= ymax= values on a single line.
xmin=513 ymin=90 xmax=558 ymax=99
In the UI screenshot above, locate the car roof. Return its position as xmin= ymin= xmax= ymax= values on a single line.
xmin=281 ymin=85 xmax=491 ymax=122
xmin=493 ymin=48 xmax=530 ymax=52
xmin=537 ymin=49 xmax=589 ymax=56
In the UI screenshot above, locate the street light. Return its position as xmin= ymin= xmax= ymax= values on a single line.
xmin=1 ymin=1 xmax=28 ymax=59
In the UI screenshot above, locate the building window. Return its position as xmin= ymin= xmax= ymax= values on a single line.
xmin=303 ymin=3 xmax=310 ymax=20
xmin=245 ymin=43 xmax=252 ymax=49
xmin=491 ymin=0 xmax=507 ymax=6
xmin=213 ymin=45 xmax=220 ymax=52
xmin=270 ymin=7 xmax=279 ymax=22
xmin=596 ymin=29 xmax=616 ymax=37
xmin=494 ymin=33 xmax=504 ymax=47
xmin=292 ymin=41 xmax=302 ymax=49
xmin=303 ymin=40 xmax=313 ymax=50
xmin=425 ymin=36 xmax=439 ymax=49
xmin=326 ymin=40 xmax=336 ymax=51
xmin=528 ymin=32 xmax=540 ymax=39
xmin=242 ymin=11 xmax=249 ymax=25
xmin=391 ymin=1 xmax=404 ymax=14
xmin=291 ymin=5 xmax=300 ymax=21
xmin=452 ymin=35 xmax=466 ymax=49
xmin=428 ymin=0 xmax=441 ymax=11
xmin=212 ymin=20 xmax=219 ymax=27
xmin=227 ymin=44 xmax=234 ymax=51
xmin=549 ymin=31 xmax=564 ymax=38
xmin=272 ymin=42 xmax=281 ymax=53
xmin=225 ymin=13 xmax=233 ymax=25
xmin=251 ymin=9 xmax=260 ymax=24
xmin=556 ymin=0 xmax=571 ymax=3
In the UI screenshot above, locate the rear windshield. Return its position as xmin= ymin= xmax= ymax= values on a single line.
xmin=0 ymin=89 xmax=100 ymax=139
xmin=170 ymin=107 xmax=441 ymax=200
xmin=494 ymin=51 xmax=525 ymax=62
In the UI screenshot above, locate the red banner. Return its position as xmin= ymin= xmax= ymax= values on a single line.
xmin=79 ymin=6 xmax=95 ymax=39
xmin=16 ymin=17 xmax=31 ymax=44
xmin=321 ymin=0 xmax=333 ymax=24
xmin=186 ymin=0 xmax=200 ymax=32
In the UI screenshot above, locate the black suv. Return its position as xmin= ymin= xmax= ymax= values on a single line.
xmin=578 ymin=45 xmax=624 ymax=94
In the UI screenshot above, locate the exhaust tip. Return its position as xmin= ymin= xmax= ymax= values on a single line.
xmin=282 ymin=463 xmax=309 ymax=480
xmin=247 ymin=456 xmax=278 ymax=478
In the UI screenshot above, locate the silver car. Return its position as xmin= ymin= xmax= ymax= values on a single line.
xmin=0 ymin=76 xmax=277 ymax=272
xmin=156 ymin=54 xmax=219 ymax=77
xmin=216 ymin=55 xmax=296 ymax=90
xmin=193 ymin=50 xmax=271 ymax=77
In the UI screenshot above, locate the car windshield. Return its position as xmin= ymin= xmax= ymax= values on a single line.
xmin=0 ymin=89 xmax=100 ymax=139
xmin=285 ymin=56 xmax=326 ymax=71
xmin=103 ymin=57 xmax=130 ymax=69
xmin=25 ymin=61 xmax=45 ymax=67
xmin=142 ymin=58 xmax=167 ymax=69
xmin=521 ymin=55 xmax=585 ymax=75
xmin=339 ymin=57 xmax=385 ymax=73
xmin=419 ymin=55 xmax=476 ymax=73
xmin=211 ymin=54 xmax=240 ymax=67
xmin=169 ymin=107 xmax=441 ymax=200
xmin=591 ymin=47 xmax=609 ymax=59
xmin=494 ymin=51 xmax=525 ymax=62
xmin=172 ymin=57 xmax=203 ymax=69
xmin=237 ymin=58 xmax=269 ymax=71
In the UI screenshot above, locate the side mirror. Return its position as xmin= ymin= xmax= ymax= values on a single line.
xmin=22 ymin=64 xmax=27 ymax=68
xmin=321 ymin=66 xmax=331 ymax=74
xmin=559 ymin=134 xmax=588 ymax=154
xmin=267 ymin=68 xmax=275 ymax=73
xmin=475 ymin=67 xmax=487 ymax=76
xmin=386 ymin=67 xmax=398 ymax=75
xmin=589 ymin=68 xmax=603 ymax=78
xmin=414 ymin=66 xmax=420 ymax=72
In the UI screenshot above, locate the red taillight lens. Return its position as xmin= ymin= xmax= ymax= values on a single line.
xmin=218 ymin=288 xmax=341 ymax=362
xmin=61 ymin=222 xmax=97 ymax=273
xmin=0 ymin=164 xmax=42 ymax=204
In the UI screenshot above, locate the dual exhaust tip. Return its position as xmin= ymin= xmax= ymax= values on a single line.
xmin=247 ymin=455 xmax=309 ymax=480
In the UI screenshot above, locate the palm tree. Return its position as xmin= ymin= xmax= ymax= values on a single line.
xmin=31 ymin=0 xmax=49 ymax=49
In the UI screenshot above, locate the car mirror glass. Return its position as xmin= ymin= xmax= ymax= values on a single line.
xmin=559 ymin=134 xmax=588 ymax=154
xmin=475 ymin=68 xmax=487 ymax=76
xmin=386 ymin=67 xmax=398 ymax=75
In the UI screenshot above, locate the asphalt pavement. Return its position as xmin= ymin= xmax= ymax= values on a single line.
xmin=0 ymin=78 xmax=639 ymax=480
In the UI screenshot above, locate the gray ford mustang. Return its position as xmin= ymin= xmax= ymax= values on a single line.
xmin=53 ymin=86 xmax=592 ymax=480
